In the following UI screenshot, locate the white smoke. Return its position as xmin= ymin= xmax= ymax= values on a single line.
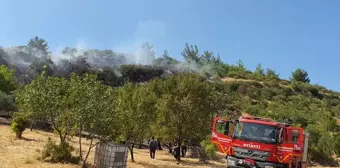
xmin=0 ymin=20 xmax=220 ymax=80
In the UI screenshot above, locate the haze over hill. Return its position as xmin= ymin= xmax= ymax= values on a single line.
xmin=2 ymin=1 xmax=340 ymax=91
xmin=2 ymin=1 xmax=340 ymax=167
xmin=0 ymin=36 xmax=339 ymax=167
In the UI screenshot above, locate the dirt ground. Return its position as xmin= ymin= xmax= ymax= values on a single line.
xmin=0 ymin=125 xmax=226 ymax=168
xmin=0 ymin=125 xmax=336 ymax=168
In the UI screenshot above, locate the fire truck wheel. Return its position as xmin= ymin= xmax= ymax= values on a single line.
xmin=298 ymin=162 xmax=302 ymax=168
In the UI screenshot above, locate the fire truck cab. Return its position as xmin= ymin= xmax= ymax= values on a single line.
xmin=210 ymin=115 xmax=309 ymax=168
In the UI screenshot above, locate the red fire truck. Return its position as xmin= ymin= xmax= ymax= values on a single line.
xmin=210 ymin=115 xmax=309 ymax=168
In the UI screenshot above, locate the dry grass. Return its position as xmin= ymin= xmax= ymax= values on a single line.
xmin=0 ymin=125 xmax=225 ymax=168
xmin=0 ymin=125 xmax=83 ymax=168
xmin=0 ymin=125 xmax=335 ymax=168
xmin=221 ymin=77 xmax=258 ymax=83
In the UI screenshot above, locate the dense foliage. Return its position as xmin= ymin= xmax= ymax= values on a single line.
xmin=10 ymin=112 xmax=30 ymax=138
xmin=1 ymin=36 xmax=340 ymax=166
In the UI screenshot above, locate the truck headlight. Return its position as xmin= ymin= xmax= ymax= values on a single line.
xmin=227 ymin=159 xmax=236 ymax=166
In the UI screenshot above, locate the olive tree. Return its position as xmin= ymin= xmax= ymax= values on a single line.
xmin=15 ymin=71 xmax=72 ymax=143
xmin=68 ymin=73 xmax=120 ymax=167
xmin=153 ymin=73 xmax=220 ymax=162
xmin=115 ymin=82 xmax=157 ymax=162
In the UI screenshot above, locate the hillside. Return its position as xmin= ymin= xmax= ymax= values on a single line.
xmin=1 ymin=37 xmax=340 ymax=167
xmin=218 ymin=76 xmax=340 ymax=165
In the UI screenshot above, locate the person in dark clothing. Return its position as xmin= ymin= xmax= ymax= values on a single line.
xmin=173 ymin=146 xmax=181 ymax=164
xmin=157 ymin=138 xmax=163 ymax=150
xmin=181 ymin=145 xmax=187 ymax=157
xmin=181 ymin=140 xmax=187 ymax=157
xmin=148 ymin=136 xmax=158 ymax=159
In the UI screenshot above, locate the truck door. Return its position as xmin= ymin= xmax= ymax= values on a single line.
xmin=277 ymin=127 xmax=304 ymax=164
xmin=210 ymin=117 xmax=233 ymax=155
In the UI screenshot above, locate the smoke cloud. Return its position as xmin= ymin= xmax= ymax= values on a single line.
xmin=0 ymin=20 xmax=221 ymax=83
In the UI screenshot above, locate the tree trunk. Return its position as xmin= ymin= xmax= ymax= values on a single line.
xmin=79 ymin=125 xmax=83 ymax=161
xmin=16 ymin=131 xmax=22 ymax=139
xmin=81 ymin=138 xmax=93 ymax=168
xmin=62 ymin=132 xmax=68 ymax=143
xmin=177 ymin=141 xmax=182 ymax=162
xmin=164 ymin=143 xmax=172 ymax=153
xmin=139 ymin=140 xmax=142 ymax=149
xmin=29 ymin=119 xmax=34 ymax=131
xmin=59 ymin=134 xmax=64 ymax=143
xmin=128 ymin=143 xmax=135 ymax=162
xmin=177 ymin=128 xmax=182 ymax=163
xmin=56 ymin=128 xmax=65 ymax=143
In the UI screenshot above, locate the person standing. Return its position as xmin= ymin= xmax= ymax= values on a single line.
xmin=173 ymin=145 xmax=181 ymax=165
xmin=148 ymin=136 xmax=157 ymax=159
xmin=181 ymin=140 xmax=187 ymax=157
xmin=157 ymin=138 xmax=163 ymax=150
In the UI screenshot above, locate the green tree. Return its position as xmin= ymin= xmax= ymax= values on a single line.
xmin=254 ymin=63 xmax=265 ymax=77
xmin=154 ymin=73 xmax=220 ymax=162
xmin=15 ymin=71 xmax=72 ymax=143
xmin=115 ymin=82 xmax=157 ymax=162
xmin=291 ymin=68 xmax=310 ymax=83
xmin=199 ymin=51 xmax=226 ymax=79
xmin=236 ymin=59 xmax=246 ymax=71
xmin=27 ymin=36 xmax=49 ymax=56
xmin=162 ymin=50 xmax=179 ymax=64
xmin=182 ymin=43 xmax=200 ymax=65
xmin=265 ymin=68 xmax=279 ymax=80
xmin=11 ymin=112 xmax=30 ymax=138
xmin=0 ymin=65 xmax=16 ymax=94
xmin=0 ymin=91 xmax=16 ymax=114
xmin=68 ymin=73 xmax=119 ymax=167
xmin=153 ymin=50 xmax=179 ymax=66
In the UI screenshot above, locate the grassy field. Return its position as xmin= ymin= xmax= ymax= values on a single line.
xmin=0 ymin=125 xmax=227 ymax=168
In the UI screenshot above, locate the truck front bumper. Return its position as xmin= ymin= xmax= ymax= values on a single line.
xmin=226 ymin=156 xmax=286 ymax=168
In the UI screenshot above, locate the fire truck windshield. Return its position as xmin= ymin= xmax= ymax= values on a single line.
xmin=233 ymin=122 xmax=277 ymax=144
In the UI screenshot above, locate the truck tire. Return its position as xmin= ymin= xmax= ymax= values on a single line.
xmin=298 ymin=162 xmax=302 ymax=168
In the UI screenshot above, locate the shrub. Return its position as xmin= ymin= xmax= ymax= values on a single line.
xmin=228 ymin=82 xmax=241 ymax=92
xmin=307 ymin=85 xmax=323 ymax=99
xmin=334 ymin=134 xmax=340 ymax=157
xmin=119 ymin=64 xmax=164 ymax=83
xmin=279 ymin=80 xmax=291 ymax=86
xmin=11 ymin=112 xmax=30 ymax=138
xmin=227 ymin=70 xmax=247 ymax=79
xmin=261 ymin=87 xmax=280 ymax=100
xmin=41 ymin=137 xmax=79 ymax=164
xmin=200 ymin=138 xmax=218 ymax=160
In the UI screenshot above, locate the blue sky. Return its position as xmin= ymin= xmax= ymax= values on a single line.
xmin=1 ymin=0 xmax=340 ymax=91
